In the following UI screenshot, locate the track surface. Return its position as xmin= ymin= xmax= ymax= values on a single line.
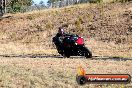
xmin=0 ymin=54 xmax=132 ymax=61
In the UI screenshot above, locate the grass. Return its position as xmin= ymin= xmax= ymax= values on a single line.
xmin=0 ymin=2 xmax=132 ymax=88
xmin=0 ymin=57 xmax=132 ymax=88
xmin=0 ymin=38 xmax=131 ymax=58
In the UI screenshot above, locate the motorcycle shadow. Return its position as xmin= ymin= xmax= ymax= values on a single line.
xmin=0 ymin=54 xmax=132 ymax=61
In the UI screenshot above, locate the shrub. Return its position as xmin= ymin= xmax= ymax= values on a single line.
xmin=114 ymin=0 xmax=130 ymax=3
xmin=27 ymin=15 xmax=34 ymax=20
xmin=89 ymin=0 xmax=103 ymax=3
xmin=75 ymin=18 xmax=84 ymax=34
xmin=75 ymin=19 xmax=81 ymax=30
xmin=46 ymin=21 xmax=53 ymax=29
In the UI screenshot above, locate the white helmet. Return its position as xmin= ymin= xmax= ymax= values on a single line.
xmin=58 ymin=27 xmax=64 ymax=34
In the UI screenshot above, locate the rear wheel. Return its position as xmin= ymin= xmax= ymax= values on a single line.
xmin=63 ymin=47 xmax=70 ymax=58
xmin=63 ymin=53 xmax=70 ymax=58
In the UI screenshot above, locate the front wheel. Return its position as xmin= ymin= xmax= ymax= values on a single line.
xmin=83 ymin=47 xmax=92 ymax=58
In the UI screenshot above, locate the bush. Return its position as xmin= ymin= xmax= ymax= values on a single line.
xmin=114 ymin=0 xmax=130 ymax=3
xmin=89 ymin=0 xmax=103 ymax=3
xmin=46 ymin=21 xmax=53 ymax=29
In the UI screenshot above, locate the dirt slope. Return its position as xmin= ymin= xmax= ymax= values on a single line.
xmin=0 ymin=2 xmax=132 ymax=57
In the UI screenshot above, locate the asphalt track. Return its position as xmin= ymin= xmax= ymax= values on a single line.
xmin=0 ymin=54 xmax=132 ymax=61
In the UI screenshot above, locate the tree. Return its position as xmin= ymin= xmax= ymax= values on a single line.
xmin=39 ymin=1 xmax=44 ymax=5
xmin=39 ymin=0 xmax=46 ymax=8
xmin=7 ymin=0 xmax=33 ymax=12
xmin=47 ymin=0 xmax=59 ymax=7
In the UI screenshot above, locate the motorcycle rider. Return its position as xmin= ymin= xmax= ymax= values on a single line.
xmin=56 ymin=27 xmax=70 ymax=43
xmin=56 ymin=27 xmax=65 ymax=38
xmin=54 ymin=27 xmax=70 ymax=54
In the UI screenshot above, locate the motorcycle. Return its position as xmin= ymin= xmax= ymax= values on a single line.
xmin=52 ymin=34 xmax=92 ymax=58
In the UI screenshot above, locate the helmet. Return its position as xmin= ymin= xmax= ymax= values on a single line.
xmin=58 ymin=27 xmax=64 ymax=34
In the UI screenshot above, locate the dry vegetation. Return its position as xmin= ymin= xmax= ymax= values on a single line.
xmin=0 ymin=2 xmax=132 ymax=57
xmin=0 ymin=57 xmax=132 ymax=88
xmin=0 ymin=2 xmax=132 ymax=88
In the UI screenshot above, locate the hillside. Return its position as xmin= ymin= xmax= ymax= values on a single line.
xmin=0 ymin=2 xmax=132 ymax=57
xmin=0 ymin=2 xmax=132 ymax=88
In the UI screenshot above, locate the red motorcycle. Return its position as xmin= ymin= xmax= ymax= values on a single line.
xmin=53 ymin=34 xmax=92 ymax=58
